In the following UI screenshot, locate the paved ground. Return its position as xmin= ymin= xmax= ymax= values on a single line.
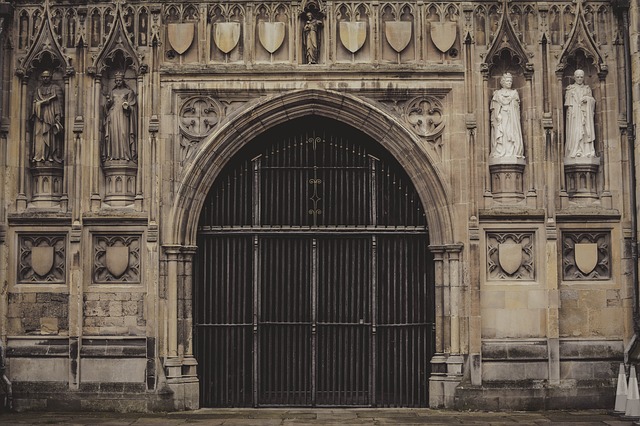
xmin=0 ymin=409 xmax=636 ymax=426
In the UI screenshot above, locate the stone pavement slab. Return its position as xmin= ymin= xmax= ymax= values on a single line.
xmin=0 ymin=409 xmax=635 ymax=425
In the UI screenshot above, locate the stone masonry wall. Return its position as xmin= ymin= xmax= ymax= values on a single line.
xmin=83 ymin=292 xmax=146 ymax=336
xmin=7 ymin=292 xmax=69 ymax=335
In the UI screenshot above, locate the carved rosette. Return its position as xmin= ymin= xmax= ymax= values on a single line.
xmin=405 ymin=96 xmax=445 ymax=151
xmin=379 ymin=92 xmax=448 ymax=156
xmin=562 ymin=231 xmax=610 ymax=281
xmin=18 ymin=234 xmax=66 ymax=283
xmin=487 ymin=232 xmax=534 ymax=280
xmin=179 ymin=96 xmax=221 ymax=162
xmin=93 ymin=234 xmax=141 ymax=283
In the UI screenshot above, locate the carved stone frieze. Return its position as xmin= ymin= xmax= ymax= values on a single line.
xmin=487 ymin=231 xmax=535 ymax=280
xmin=562 ymin=231 xmax=610 ymax=280
xmin=93 ymin=234 xmax=141 ymax=283
xmin=18 ymin=234 xmax=66 ymax=283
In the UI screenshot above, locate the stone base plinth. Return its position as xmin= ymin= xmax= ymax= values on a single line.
xmin=103 ymin=160 xmax=137 ymax=207
xmin=30 ymin=161 xmax=64 ymax=208
xmin=429 ymin=354 xmax=464 ymax=408
xmin=489 ymin=158 xmax=526 ymax=204
xmin=564 ymin=156 xmax=600 ymax=200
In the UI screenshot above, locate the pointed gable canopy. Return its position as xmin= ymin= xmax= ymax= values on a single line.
xmin=482 ymin=0 xmax=532 ymax=76
xmin=89 ymin=1 xmax=145 ymax=76
xmin=16 ymin=1 xmax=73 ymax=79
xmin=556 ymin=0 xmax=607 ymax=76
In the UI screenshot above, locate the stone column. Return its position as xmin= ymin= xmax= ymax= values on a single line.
xmin=163 ymin=244 xmax=199 ymax=410
xmin=180 ymin=245 xmax=199 ymax=409
xmin=17 ymin=78 xmax=28 ymax=211
xmin=445 ymin=244 xmax=464 ymax=379
xmin=90 ymin=76 xmax=102 ymax=211
xmin=428 ymin=245 xmax=446 ymax=407
xmin=429 ymin=243 xmax=465 ymax=408
xmin=163 ymin=245 xmax=181 ymax=378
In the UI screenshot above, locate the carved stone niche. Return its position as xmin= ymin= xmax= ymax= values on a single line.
xmin=31 ymin=162 xmax=64 ymax=207
xmin=93 ymin=234 xmax=141 ymax=283
xmin=103 ymin=160 xmax=137 ymax=206
xmin=564 ymin=156 xmax=600 ymax=200
xmin=562 ymin=231 xmax=610 ymax=281
xmin=489 ymin=158 xmax=526 ymax=204
xmin=18 ymin=234 xmax=66 ymax=283
xmin=486 ymin=231 xmax=535 ymax=281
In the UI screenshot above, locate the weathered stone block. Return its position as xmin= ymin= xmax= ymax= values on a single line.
xmin=80 ymin=358 xmax=146 ymax=383
xmin=9 ymin=358 xmax=69 ymax=382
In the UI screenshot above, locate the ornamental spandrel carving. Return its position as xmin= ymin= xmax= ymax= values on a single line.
xmin=18 ymin=235 xmax=66 ymax=283
xmin=179 ymin=96 xmax=222 ymax=163
xmin=379 ymin=93 xmax=447 ymax=156
xmin=487 ymin=232 xmax=534 ymax=280
xmin=93 ymin=235 xmax=141 ymax=283
xmin=562 ymin=231 xmax=610 ymax=280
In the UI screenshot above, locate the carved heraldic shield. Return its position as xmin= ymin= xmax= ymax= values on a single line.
xmin=258 ymin=21 xmax=286 ymax=54
xmin=385 ymin=21 xmax=412 ymax=53
xmin=498 ymin=243 xmax=522 ymax=275
xmin=32 ymin=246 xmax=54 ymax=277
xmin=106 ymin=246 xmax=130 ymax=278
xmin=168 ymin=23 xmax=195 ymax=55
xmin=339 ymin=22 xmax=366 ymax=53
xmin=430 ymin=21 xmax=457 ymax=53
xmin=214 ymin=22 xmax=241 ymax=54
xmin=575 ymin=243 xmax=598 ymax=275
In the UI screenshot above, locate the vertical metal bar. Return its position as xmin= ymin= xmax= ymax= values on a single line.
xmin=371 ymin=235 xmax=377 ymax=406
xmin=253 ymin=236 xmax=259 ymax=406
xmin=311 ymin=238 xmax=317 ymax=406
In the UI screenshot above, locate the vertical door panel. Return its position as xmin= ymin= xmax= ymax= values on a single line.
xmin=316 ymin=238 xmax=370 ymax=405
xmin=194 ymin=236 xmax=253 ymax=407
xmin=376 ymin=235 xmax=432 ymax=407
xmin=258 ymin=237 xmax=312 ymax=405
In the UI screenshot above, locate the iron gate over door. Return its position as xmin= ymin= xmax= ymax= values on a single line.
xmin=194 ymin=117 xmax=434 ymax=407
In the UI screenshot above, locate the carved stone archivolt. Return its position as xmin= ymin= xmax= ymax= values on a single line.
xmin=487 ymin=232 xmax=535 ymax=280
xmin=93 ymin=234 xmax=141 ymax=283
xmin=562 ymin=231 xmax=610 ymax=280
xmin=18 ymin=234 xmax=66 ymax=283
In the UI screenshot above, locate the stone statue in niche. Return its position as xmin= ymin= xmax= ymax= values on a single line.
xmin=490 ymin=73 xmax=524 ymax=160
xmin=102 ymin=72 xmax=138 ymax=162
xmin=31 ymin=71 xmax=64 ymax=163
xmin=565 ymin=69 xmax=596 ymax=159
xmin=303 ymin=11 xmax=322 ymax=64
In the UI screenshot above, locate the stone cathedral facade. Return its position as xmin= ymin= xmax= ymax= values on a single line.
xmin=0 ymin=0 xmax=639 ymax=411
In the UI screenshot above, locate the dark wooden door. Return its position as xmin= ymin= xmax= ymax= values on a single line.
xmin=194 ymin=117 xmax=434 ymax=407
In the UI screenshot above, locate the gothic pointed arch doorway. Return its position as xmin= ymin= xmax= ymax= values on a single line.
xmin=194 ymin=116 xmax=434 ymax=407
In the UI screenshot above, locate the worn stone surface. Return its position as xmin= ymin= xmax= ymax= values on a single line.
xmin=0 ymin=0 xmax=637 ymax=413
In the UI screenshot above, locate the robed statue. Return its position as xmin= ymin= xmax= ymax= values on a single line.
xmin=490 ymin=73 xmax=524 ymax=160
xmin=31 ymin=70 xmax=63 ymax=163
xmin=565 ymin=69 xmax=596 ymax=158
xmin=103 ymin=71 xmax=138 ymax=162
xmin=303 ymin=12 xmax=322 ymax=64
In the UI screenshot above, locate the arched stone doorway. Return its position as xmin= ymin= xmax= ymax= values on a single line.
xmin=163 ymin=90 xmax=462 ymax=410
xmin=194 ymin=117 xmax=433 ymax=407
